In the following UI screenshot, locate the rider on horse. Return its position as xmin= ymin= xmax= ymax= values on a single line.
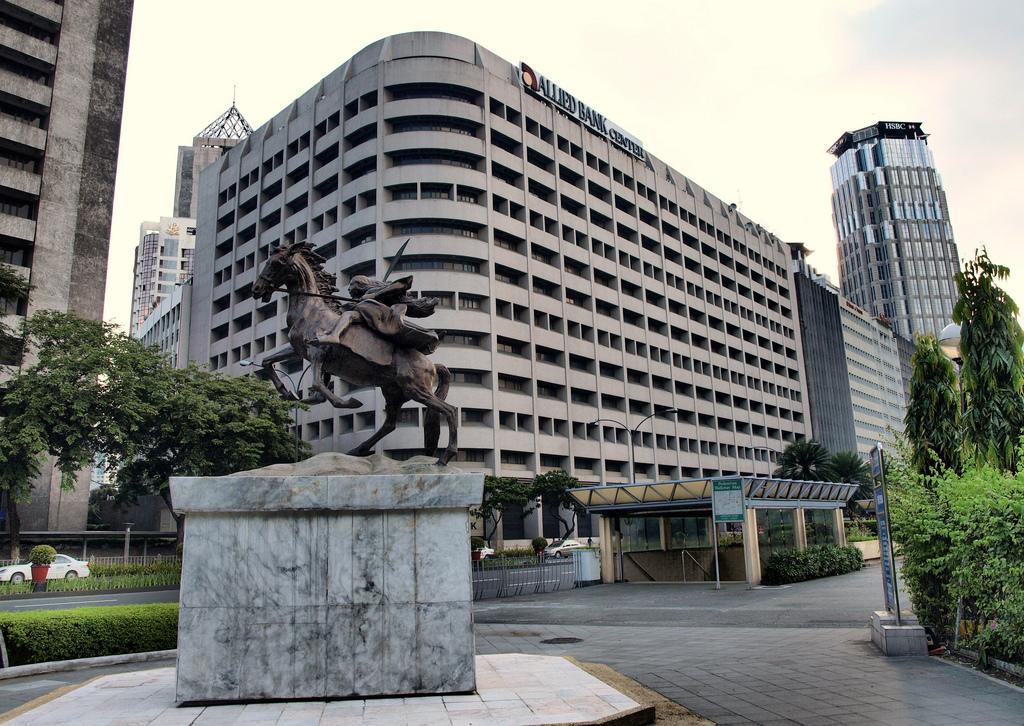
xmin=309 ymin=274 xmax=441 ymax=355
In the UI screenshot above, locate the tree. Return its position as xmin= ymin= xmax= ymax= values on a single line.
xmin=0 ymin=312 xmax=164 ymax=560
xmin=774 ymin=439 xmax=832 ymax=480
xmin=113 ymin=364 xmax=303 ymax=544
xmin=530 ymin=469 xmax=588 ymax=541
xmin=471 ymin=475 xmax=532 ymax=546
xmin=0 ymin=263 xmax=29 ymax=364
xmin=828 ymin=450 xmax=873 ymax=506
xmin=954 ymin=248 xmax=1024 ymax=471
xmin=904 ymin=335 xmax=961 ymax=475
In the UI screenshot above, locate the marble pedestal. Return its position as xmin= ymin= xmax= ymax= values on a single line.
xmin=170 ymin=453 xmax=483 ymax=703
xmin=870 ymin=610 xmax=929 ymax=656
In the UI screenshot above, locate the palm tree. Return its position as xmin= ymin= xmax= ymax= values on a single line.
xmin=774 ymin=439 xmax=832 ymax=480
xmin=828 ymin=450 xmax=873 ymax=501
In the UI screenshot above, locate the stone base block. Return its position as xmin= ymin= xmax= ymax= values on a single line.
xmin=170 ymin=455 xmax=483 ymax=703
xmin=871 ymin=610 xmax=929 ymax=656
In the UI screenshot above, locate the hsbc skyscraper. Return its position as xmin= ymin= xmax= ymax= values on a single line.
xmin=828 ymin=121 xmax=961 ymax=338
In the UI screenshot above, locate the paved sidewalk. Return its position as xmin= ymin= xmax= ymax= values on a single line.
xmin=477 ymin=623 xmax=1024 ymax=725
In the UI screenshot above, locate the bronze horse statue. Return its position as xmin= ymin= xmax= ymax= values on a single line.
xmin=250 ymin=241 xmax=458 ymax=465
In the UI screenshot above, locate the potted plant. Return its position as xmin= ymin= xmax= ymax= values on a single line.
xmin=471 ymin=537 xmax=486 ymax=561
xmin=29 ymin=545 xmax=56 ymax=585
xmin=531 ymin=536 xmax=548 ymax=556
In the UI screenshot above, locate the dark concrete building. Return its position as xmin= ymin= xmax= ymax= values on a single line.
xmin=789 ymin=244 xmax=858 ymax=454
xmin=0 ymin=0 xmax=134 ymax=530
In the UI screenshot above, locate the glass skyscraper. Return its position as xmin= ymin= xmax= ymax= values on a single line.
xmin=828 ymin=121 xmax=960 ymax=338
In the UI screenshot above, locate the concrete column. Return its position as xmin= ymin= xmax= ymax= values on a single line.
xmin=834 ymin=508 xmax=847 ymax=546
xmin=659 ymin=517 xmax=671 ymax=551
xmin=793 ymin=507 xmax=808 ymax=550
xmin=598 ymin=516 xmax=616 ymax=584
xmin=742 ymin=507 xmax=761 ymax=586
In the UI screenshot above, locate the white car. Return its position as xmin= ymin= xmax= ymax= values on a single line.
xmin=544 ymin=539 xmax=585 ymax=558
xmin=0 ymin=554 xmax=91 ymax=583
xmin=473 ymin=545 xmax=495 ymax=559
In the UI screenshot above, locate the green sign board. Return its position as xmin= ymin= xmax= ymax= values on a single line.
xmin=712 ymin=479 xmax=744 ymax=522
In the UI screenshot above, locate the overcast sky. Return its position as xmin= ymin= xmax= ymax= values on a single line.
xmin=103 ymin=0 xmax=1024 ymax=329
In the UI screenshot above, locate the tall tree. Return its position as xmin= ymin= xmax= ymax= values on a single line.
xmin=904 ymin=335 xmax=961 ymax=475
xmin=472 ymin=476 xmax=533 ymax=546
xmin=954 ymin=249 xmax=1024 ymax=471
xmin=113 ymin=364 xmax=303 ymax=544
xmin=0 ymin=312 xmax=163 ymax=560
xmin=774 ymin=439 xmax=832 ymax=480
xmin=530 ymin=469 xmax=588 ymax=541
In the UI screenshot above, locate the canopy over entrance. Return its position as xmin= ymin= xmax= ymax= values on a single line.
xmin=568 ymin=476 xmax=857 ymax=516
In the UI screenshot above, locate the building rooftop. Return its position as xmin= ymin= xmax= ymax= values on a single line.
xmin=197 ymin=102 xmax=253 ymax=140
xmin=828 ymin=121 xmax=927 ymax=157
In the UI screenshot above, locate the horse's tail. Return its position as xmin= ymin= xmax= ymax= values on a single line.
xmin=424 ymin=363 xmax=450 ymax=456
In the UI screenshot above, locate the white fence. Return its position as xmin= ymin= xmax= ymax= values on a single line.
xmin=0 ymin=554 xmax=179 ymax=567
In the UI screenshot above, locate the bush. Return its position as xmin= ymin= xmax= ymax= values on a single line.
xmin=88 ymin=561 xmax=181 ymax=577
xmin=0 ymin=604 xmax=179 ymax=665
xmin=495 ymin=547 xmax=536 ymax=558
xmin=531 ymin=536 xmax=548 ymax=552
xmin=470 ymin=537 xmax=486 ymax=551
xmin=761 ymin=544 xmax=863 ymax=586
xmin=28 ymin=545 xmax=56 ymax=566
xmin=845 ymin=520 xmax=879 ymax=543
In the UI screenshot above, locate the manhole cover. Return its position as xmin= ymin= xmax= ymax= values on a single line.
xmin=540 ymin=637 xmax=583 ymax=644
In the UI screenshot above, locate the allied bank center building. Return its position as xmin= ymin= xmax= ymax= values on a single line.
xmin=189 ymin=33 xmax=849 ymax=563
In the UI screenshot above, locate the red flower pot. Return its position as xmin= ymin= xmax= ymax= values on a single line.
xmin=30 ymin=565 xmax=49 ymax=583
xmin=471 ymin=550 xmax=483 ymax=561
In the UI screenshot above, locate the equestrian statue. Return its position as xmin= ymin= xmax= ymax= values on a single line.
xmin=250 ymin=240 xmax=458 ymax=465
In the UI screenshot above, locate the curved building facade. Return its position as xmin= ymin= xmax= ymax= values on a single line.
xmin=188 ymin=33 xmax=811 ymax=522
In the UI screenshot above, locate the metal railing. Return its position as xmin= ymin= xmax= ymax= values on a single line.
xmin=472 ymin=555 xmax=575 ymax=600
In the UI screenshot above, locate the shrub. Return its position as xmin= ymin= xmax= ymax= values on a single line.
xmin=28 ymin=545 xmax=56 ymax=566
xmin=0 ymin=604 xmax=178 ymax=665
xmin=470 ymin=537 xmax=486 ymax=550
xmin=494 ymin=547 xmax=535 ymax=558
xmin=531 ymin=536 xmax=548 ymax=552
xmin=88 ymin=561 xmax=181 ymax=577
xmin=845 ymin=520 xmax=878 ymax=543
xmin=761 ymin=544 xmax=863 ymax=586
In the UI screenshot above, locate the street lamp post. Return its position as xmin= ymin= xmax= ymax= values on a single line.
xmin=938 ymin=322 xmax=966 ymax=414
xmin=587 ymin=407 xmax=684 ymax=484
xmin=240 ymin=359 xmax=311 ymax=461
xmin=587 ymin=407 xmax=682 ymax=583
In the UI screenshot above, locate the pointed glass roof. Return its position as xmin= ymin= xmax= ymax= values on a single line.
xmin=197 ymin=103 xmax=253 ymax=140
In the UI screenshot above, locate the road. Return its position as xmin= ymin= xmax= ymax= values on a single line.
xmin=0 ymin=589 xmax=178 ymax=612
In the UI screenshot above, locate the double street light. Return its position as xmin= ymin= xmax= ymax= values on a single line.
xmin=587 ymin=407 xmax=684 ymax=484
xmin=239 ymin=358 xmax=310 ymax=461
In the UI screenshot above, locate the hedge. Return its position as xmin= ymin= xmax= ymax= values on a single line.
xmin=0 ymin=604 xmax=178 ymax=666
xmin=761 ymin=544 xmax=864 ymax=586
xmin=88 ymin=561 xmax=181 ymax=577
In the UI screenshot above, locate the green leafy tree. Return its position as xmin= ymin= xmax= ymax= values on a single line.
xmin=530 ymin=469 xmax=587 ymax=541
xmin=0 ymin=312 xmax=164 ymax=560
xmin=774 ymin=439 xmax=832 ymax=480
xmin=904 ymin=336 xmax=962 ymax=476
xmin=113 ymin=364 xmax=303 ymax=544
xmin=954 ymin=249 xmax=1024 ymax=471
xmin=471 ymin=475 xmax=533 ymax=545
xmin=0 ymin=263 xmax=29 ymax=364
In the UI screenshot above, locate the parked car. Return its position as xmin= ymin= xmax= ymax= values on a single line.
xmin=474 ymin=545 xmax=495 ymax=559
xmin=0 ymin=554 xmax=90 ymax=583
xmin=544 ymin=539 xmax=585 ymax=558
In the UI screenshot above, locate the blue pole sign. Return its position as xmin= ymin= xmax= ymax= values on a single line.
xmin=872 ymin=443 xmax=902 ymax=624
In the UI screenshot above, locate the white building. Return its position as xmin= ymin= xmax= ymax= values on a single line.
xmin=130 ymin=217 xmax=195 ymax=335
xmin=137 ymin=279 xmax=191 ymax=368
xmin=187 ymin=32 xmax=813 ymax=541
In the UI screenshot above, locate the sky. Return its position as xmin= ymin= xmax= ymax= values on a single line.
xmin=104 ymin=0 xmax=1024 ymax=329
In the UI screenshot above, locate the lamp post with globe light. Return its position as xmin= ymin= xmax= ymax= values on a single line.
xmin=938 ymin=322 xmax=966 ymax=414
xmin=240 ymin=358 xmax=311 ymax=461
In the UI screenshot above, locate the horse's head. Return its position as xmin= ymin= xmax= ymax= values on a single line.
xmin=252 ymin=243 xmax=308 ymax=302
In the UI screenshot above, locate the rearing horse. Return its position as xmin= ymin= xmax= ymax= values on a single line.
xmin=250 ymin=241 xmax=457 ymax=465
